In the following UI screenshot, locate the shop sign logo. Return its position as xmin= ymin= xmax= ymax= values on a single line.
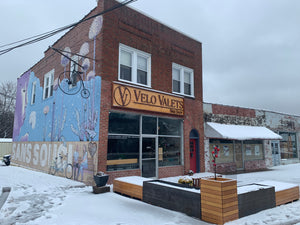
xmin=113 ymin=85 xmax=131 ymax=106
xmin=112 ymin=83 xmax=184 ymax=116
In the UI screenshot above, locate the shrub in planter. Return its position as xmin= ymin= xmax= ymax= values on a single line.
xmin=178 ymin=177 xmax=193 ymax=186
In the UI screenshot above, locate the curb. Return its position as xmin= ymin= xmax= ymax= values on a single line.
xmin=0 ymin=187 xmax=11 ymax=210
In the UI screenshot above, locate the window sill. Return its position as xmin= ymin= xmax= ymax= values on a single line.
xmin=172 ymin=91 xmax=195 ymax=99
xmin=118 ymin=79 xmax=151 ymax=89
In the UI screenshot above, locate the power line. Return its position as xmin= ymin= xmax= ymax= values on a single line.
xmin=0 ymin=0 xmax=137 ymax=56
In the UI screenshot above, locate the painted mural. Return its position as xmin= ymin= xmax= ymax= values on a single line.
xmin=13 ymin=71 xmax=101 ymax=142
xmin=12 ymin=16 xmax=103 ymax=184
xmin=12 ymin=141 xmax=98 ymax=185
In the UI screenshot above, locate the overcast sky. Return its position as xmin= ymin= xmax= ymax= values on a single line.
xmin=1 ymin=0 xmax=300 ymax=115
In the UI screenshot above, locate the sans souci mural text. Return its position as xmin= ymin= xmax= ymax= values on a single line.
xmin=12 ymin=141 xmax=98 ymax=184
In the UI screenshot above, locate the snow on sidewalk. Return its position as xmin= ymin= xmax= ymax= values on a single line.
xmin=1 ymin=163 xmax=300 ymax=225
xmin=0 ymin=164 xmax=205 ymax=225
xmin=226 ymin=200 xmax=300 ymax=225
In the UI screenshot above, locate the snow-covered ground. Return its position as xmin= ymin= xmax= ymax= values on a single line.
xmin=1 ymin=163 xmax=300 ymax=225
xmin=0 ymin=164 xmax=206 ymax=225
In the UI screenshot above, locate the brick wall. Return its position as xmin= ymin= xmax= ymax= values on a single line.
xmin=97 ymin=0 xmax=203 ymax=178
xmin=158 ymin=166 xmax=184 ymax=179
xmin=98 ymin=80 xmax=111 ymax=172
xmin=204 ymin=103 xmax=263 ymax=126
xmin=215 ymin=163 xmax=237 ymax=174
xmin=30 ymin=6 xmax=100 ymax=86
xmin=244 ymin=160 xmax=266 ymax=171
xmin=101 ymin=0 xmax=202 ymax=100
xmin=212 ymin=104 xmax=256 ymax=118
xmin=20 ymin=0 xmax=203 ymax=181
xmin=184 ymin=98 xmax=205 ymax=173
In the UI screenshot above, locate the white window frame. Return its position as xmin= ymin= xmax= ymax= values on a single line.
xmin=30 ymin=81 xmax=36 ymax=105
xmin=43 ymin=69 xmax=54 ymax=100
xmin=118 ymin=44 xmax=151 ymax=87
xmin=172 ymin=63 xmax=194 ymax=97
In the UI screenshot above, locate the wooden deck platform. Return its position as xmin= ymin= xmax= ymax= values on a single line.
xmin=275 ymin=186 xmax=299 ymax=206
xmin=258 ymin=181 xmax=299 ymax=206
xmin=113 ymin=176 xmax=151 ymax=200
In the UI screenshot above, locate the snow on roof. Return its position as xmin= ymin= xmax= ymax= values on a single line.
xmin=205 ymin=122 xmax=282 ymax=140
xmin=0 ymin=138 xmax=12 ymax=143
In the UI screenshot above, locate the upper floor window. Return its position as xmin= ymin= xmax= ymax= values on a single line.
xmin=43 ymin=69 xmax=54 ymax=100
xmin=30 ymin=82 xmax=36 ymax=105
xmin=119 ymin=44 xmax=151 ymax=87
xmin=172 ymin=63 xmax=194 ymax=97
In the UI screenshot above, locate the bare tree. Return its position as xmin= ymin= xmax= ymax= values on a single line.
xmin=0 ymin=81 xmax=16 ymax=138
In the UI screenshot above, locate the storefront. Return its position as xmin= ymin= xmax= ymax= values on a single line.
xmin=105 ymin=83 xmax=186 ymax=178
xmin=279 ymin=132 xmax=298 ymax=159
xmin=204 ymin=122 xmax=282 ymax=173
xmin=107 ymin=112 xmax=183 ymax=177
xmin=204 ymin=103 xmax=300 ymax=167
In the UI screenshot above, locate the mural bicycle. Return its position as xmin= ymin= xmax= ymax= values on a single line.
xmin=49 ymin=153 xmax=73 ymax=179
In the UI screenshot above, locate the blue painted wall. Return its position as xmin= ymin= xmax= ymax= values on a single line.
xmin=13 ymin=71 xmax=101 ymax=142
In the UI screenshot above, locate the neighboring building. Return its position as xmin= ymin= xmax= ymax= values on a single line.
xmin=204 ymin=103 xmax=300 ymax=173
xmin=12 ymin=0 xmax=203 ymax=184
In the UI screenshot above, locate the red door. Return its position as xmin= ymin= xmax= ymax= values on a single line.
xmin=189 ymin=139 xmax=197 ymax=173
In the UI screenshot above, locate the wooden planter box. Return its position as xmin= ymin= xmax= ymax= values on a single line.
xmin=201 ymin=177 xmax=239 ymax=225
xmin=238 ymin=184 xmax=276 ymax=218
xmin=143 ymin=180 xmax=201 ymax=219
xmin=113 ymin=178 xmax=144 ymax=200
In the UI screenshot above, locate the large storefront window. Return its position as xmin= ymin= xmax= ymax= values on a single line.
xmin=280 ymin=132 xmax=297 ymax=159
xmin=209 ymin=139 xmax=264 ymax=164
xmin=159 ymin=118 xmax=181 ymax=136
xmin=209 ymin=139 xmax=234 ymax=163
xmin=107 ymin=112 xmax=182 ymax=172
xmin=142 ymin=116 xmax=157 ymax=134
xmin=243 ymin=140 xmax=264 ymax=160
xmin=108 ymin=113 xmax=139 ymax=134
xmin=159 ymin=137 xmax=181 ymax=166
xmin=107 ymin=136 xmax=139 ymax=170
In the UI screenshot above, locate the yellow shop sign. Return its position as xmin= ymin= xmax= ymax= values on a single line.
xmin=112 ymin=84 xmax=184 ymax=116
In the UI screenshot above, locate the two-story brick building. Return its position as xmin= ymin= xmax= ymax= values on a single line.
xmin=12 ymin=0 xmax=204 ymax=184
